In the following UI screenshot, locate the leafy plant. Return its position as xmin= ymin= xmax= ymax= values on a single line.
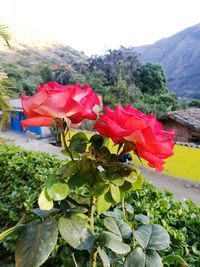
xmin=0 ymin=80 xmax=196 ymax=267
xmin=0 ymin=142 xmax=199 ymax=266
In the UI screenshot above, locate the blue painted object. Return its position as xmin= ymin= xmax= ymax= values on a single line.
xmin=10 ymin=112 xmax=24 ymax=132
xmin=10 ymin=111 xmax=42 ymax=136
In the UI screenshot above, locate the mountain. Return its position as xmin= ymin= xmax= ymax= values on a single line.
xmin=0 ymin=38 xmax=88 ymax=96
xmin=0 ymin=38 xmax=87 ymax=65
xmin=134 ymin=23 xmax=200 ymax=98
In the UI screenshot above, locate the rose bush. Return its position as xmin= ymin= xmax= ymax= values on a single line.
xmin=21 ymin=82 xmax=100 ymax=129
xmin=1 ymin=82 xmax=177 ymax=267
xmin=95 ymin=105 xmax=174 ymax=171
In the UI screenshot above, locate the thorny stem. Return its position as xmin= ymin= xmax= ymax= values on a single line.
xmin=90 ymin=250 xmax=98 ymax=267
xmin=89 ymin=195 xmax=97 ymax=267
xmin=72 ymin=252 xmax=78 ymax=267
xmin=122 ymin=197 xmax=126 ymax=220
xmin=61 ymin=130 xmax=74 ymax=161
xmin=89 ymin=195 xmax=96 ymax=230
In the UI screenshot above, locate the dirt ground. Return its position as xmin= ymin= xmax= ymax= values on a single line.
xmin=1 ymin=130 xmax=200 ymax=205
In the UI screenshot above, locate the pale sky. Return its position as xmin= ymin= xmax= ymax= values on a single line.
xmin=0 ymin=0 xmax=200 ymax=55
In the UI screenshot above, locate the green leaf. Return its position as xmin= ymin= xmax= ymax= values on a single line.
xmin=67 ymin=157 xmax=93 ymax=187
xmin=132 ymin=173 xmax=144 ymax=190
xmin=68 ymin=172 xmax=88 ymax=187
xmin=99 ymin=231 xmax=130 ymax=254
xmin=58 ymin=216 xmax=95 ymax=251
xmin=92 ymin=179 xmax=110 ymax=197
xmin=90 ymin=134 xmax=105 ymax=150
xmin=15 ymin=219 xmax=58 ymax=267
xmin=134 ymin=224 xmax=170 ymax=250
xmin=61 ymin=149 xmax=80 ymax=159
xmin=31 ymin=208 xmax=59 ymax=219
xmin=38 ymin=189 xmax=53 ymax=210
xmin=0 ymin=224 xmax=24 ymax=243
xmin=125 ymin=247 xmax=145 ymax=267
xmin=71 ymin=132 xmax=88 ymax=142
xmin=192 ymin=242 xmax=200 ymax=256
xmin=135 ymin=214 xmax=150 ymax=225
xmin=104 ymin=208 xmax=123 ymax=219
xmin=70 ymin=132 xmax=88 ymax=153
xmin=125 ymin=204 xmax=134 ymax=214
xmin=120 ymin=181 xmax=133 ymax=192
xmin=125 ymin=172 xmax=138 ymax=183
xmin=45 ymin=176 xmax=69 ymax=201
xmin=98 ymin=247 xmax=110 ymax=267
xmin=104 ymin=217 xmax=132 ymax=239
xmin=110 ymin=184 xmax=121 ymax=203
xmin=110 ymin=173 xmax=124 ymax=186
xmin=97 ymin=192 xmax=113 ymax=214
xmin=124 ymin=247 xmax=163 ymax=267
xmin=59 ymin=160 xmax=80 ymax=178
xmin=163 ymin=255 xmax=188 ymax=266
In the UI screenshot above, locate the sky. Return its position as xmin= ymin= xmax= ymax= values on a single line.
xmin=0 ymin=0 xmax=200 ymax=56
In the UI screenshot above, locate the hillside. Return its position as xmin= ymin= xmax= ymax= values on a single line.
xmin=0 ymin=39 xmax=87 ymax=64
xmin=0 ymin=38 xmax=88 ymax=96
xmin=134 ymin=23 xmax=200 ymax=98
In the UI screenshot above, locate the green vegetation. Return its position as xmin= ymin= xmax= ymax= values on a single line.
xmin=43 ymin=47 xmax=180 ymax=116
xmin=135 ymin=62 xmax=168 ymax=94
xmin=0 ymin=72 xmax=11 ymax=128
xmin=0 ymin=24 xmax=11 ymax=128
xmin=0 ymin=43 xmax=185 ymax=115
xmin=0 ymin=142 xmax=199 ymax=266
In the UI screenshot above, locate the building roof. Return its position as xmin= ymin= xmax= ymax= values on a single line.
xmin=161 ymin=108 xmax=200 ymax=131
xmin=10 ymin=99 xmax=23 ymax=111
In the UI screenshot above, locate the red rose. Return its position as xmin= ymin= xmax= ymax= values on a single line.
xmin=95 ymin=105 xmax=174 ymax=172
xmin=21 ymin=82 xmax=100 ymax=128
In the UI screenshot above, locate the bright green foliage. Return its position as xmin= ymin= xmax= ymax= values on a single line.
xmin=0 ymin=143 xmax=61 ymax=228
xmin=134 ymin=93 xmax=180 ymax=116
xmin=39 ymin=65 xmax=53 ymax=83
xmin=126 ymin=183 xmax=200 ymax=267
xmin=59 ymin=133 xmax=143 ymax=215
xmin=38 ymin=189 xmax=54 ymax=210
xmin=45 ymin=176 xmax=69 ymax=202
xmin=0 ymin=141 xmax=200 ymax=266
xmin=136 ymin=63 xmax=168 ymax=94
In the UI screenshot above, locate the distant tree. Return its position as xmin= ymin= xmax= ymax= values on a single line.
xmin=69 ymin=70 xmax=106 ymax=95
xmin=53 ymin=65 xmax=75 ymax=85
xmin=87 ymin=47 xmax=141 ymax=86
xmin=134 ymin=93 xmax=180 ymax=117
xmin=69 ymin=73 xmax=87 ymax=85
xmin=40 ymin=65 xmax=53 ymax=83
xmin=136 ymin=63 xmax=168 ymax=94
xmin=188 ymin=99 xmax=200 ymax=108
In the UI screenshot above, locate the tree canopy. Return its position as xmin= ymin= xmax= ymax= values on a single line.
xmin=136 ymin=62 xmax=168 ymax=94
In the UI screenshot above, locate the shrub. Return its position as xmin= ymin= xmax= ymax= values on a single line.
xmin=0 ymin=142 xmax=199 ymax=266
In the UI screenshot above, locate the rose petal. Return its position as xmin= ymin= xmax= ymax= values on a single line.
xmin=21 ymin=116 xmax=54 ymax=128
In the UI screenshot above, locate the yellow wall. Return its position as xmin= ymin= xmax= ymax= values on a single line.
xmin=68 ymin=131 xmax=200 ymax=182
xmin=163 ymin=145 xmax=200 ymax=182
